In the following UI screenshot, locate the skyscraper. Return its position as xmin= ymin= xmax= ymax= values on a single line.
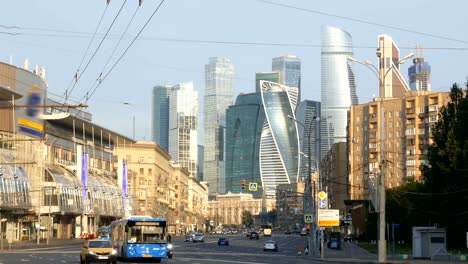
xmin=152 ymin=85 xmax=171 ymax=151
xmin=168 ymin=82 xmax=199 ymax=178
xmin=321 ymin=25 xmax=358 ymax=158
xmin=255 ymin=72 xmax=282 ymax=93
xmin=272 ymin=55 xmax=301 ymax=101
xmin=259 ymin=81 xmax=300 ymax=197
xmin=295 ymin=100 xmax=321 ymax=182
xmin=408 ymin=53 xmax=431 ymax=91
xmin=225 ymin=92 xmax=265 ymax=198
xmin=203 ymin=57 xmax=234 ymax=195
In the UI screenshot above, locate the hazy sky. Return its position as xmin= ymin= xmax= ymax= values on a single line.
xmin=2 ymin=0 xmax=467 ymax=142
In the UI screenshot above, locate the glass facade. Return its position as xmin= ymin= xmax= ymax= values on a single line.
xmin=203 ymin=57 xmax=234 ymax=195
xmin=225 ymin=93 xmax=264 ymax=198
xmin=321 ymin=25 xmax=358 ymax=158
xmin=408 ymin=57 xmax=431 ymax=91
xmin=168 ymin=82 xmax=198 ymax=178
xmin=295 ymin=100 xmax=321 ymax=182
xmin=259 ymin=81 xmax=300 ymax=197
xmin=272 ymin=55 xmax=301 ymax=102
xmin=151 ymin=86 xmax=171 ymax=151
xmin=255 ymin=72 xmax=282 ymax=93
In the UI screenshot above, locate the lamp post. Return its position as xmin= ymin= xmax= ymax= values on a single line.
xmin=288 ymin=114 xmax=318 ymax=256
xmin=348 ymin=52 xmax=414 ymax=263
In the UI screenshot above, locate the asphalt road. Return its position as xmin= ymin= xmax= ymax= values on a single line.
xmin=0 ymin=232 xmax=323 ymax=264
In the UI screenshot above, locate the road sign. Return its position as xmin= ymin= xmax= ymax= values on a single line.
xmin=318 ymin=191 xmax=327 ymax=200
xmin=318 ymin=199 xmax=327 ymax=209
xmin=317 ymin=209 xmax=339 ymax=227
xmin=304 ymin=214 xmax=314 ymax=223
xmin=248 ymin=182 xmax=258 ymax=192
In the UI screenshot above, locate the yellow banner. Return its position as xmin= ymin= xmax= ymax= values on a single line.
xmin=318 ymin=220 xmax=339 ymax=227
xmin=18 ymin=118 xmax=44 ymax=131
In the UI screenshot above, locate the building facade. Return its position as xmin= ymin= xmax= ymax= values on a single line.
xmin=348 ymin=90 xmax=450 ymax=202
xmin=320 ymin=25 xmax=358 ymax=159
xmin=203 ymin=57 xmax=234 ymax=195
xmin=275 ymin=182 xmax=304 ymax=230
xmin=224 ymin=92 xmax=264 ymax=198
xmin=295 ymin=100 xmax=321 ymax=182
xmin=408 ymin=55 xmax=431 ymax=91
xmin=151 ymin=85 xmax=171 ymax=151
xmin=259 ymin=81 xmax=300 ymax=196
xmin=272 ymin=55 xmax=301 ymax=101
xmin=168 ymin=82 xmax=199 ymax=178
xmin=318 ymin=142 xmax=348 ymax=213
xmin=208 ymin=192 xmax=275 ymax=226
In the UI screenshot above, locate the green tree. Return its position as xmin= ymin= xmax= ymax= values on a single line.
xmin=422 ymin=83 xmax=468 ymax=247
xmin=242 ymin=210 xmax=254 ymax=228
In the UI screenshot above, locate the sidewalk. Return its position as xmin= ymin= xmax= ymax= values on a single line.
xmin=303 ymin=241 xmax=468 ymax=264
xmin=0 ymin=238 xmax=84 ymax=251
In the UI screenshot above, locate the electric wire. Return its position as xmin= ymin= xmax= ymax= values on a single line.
xmin=66 ymin=0 xmax=129 ymax=104
xmin=258 ymin=0 xmax=468 ymax=45
xmin=63 ymin=2 xmax=110 ymax=104
xmin=83 ymin=0 xmax=167 ymax=104
xmin=82 ymin=3 xmax=141 ymax=104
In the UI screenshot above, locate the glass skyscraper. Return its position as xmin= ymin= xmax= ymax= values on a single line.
xmin=152 ymin=85 xmax=171 ymax=151
xmin=272 ymin=55 xmax=301 ymax=102
xmin=295 ymin=100 xmax=321 ymax=182
xmin=203 ymin=57 xmax=234 ymax=195
xmin=321 ymin=25 xmax=358 ymax=158
xmin=408 ymin=56 xmax=431 ymax=91
xmin=225 ymin=93 xmax=265 ymax=198
xmin=259 ymin=81 xmax=300 ymax=197
xmin=168 ymin=82 xmax=199 ymax=178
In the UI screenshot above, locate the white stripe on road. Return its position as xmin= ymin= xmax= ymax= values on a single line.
xmin=176 ymin=257 xmax=268 ymax=264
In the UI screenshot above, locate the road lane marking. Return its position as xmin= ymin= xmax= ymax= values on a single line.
xmin=176 ymin=257 xmax=268 ymax=264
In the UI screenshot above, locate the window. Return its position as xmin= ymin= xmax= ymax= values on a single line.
xmin=389 ymin=132 xmax=393 ymax=138
xmin=396 ymin=121 xmax=400 ymax=127
xmin=419 ymin=106 xmax=425 ymax=113
xmin=138 ymin=157 xmax=144 ymax=163
xmin=389 ymin=122 xmax=393 ymax=128
xmin=148 ymin=168 xmax=152 ymax=176
xmin=388 ymin=112 xmax=392 ymax=118
xmin=139 ymin=168 xmax=144 ymax=175
xmin=429 ymin=115 xmax=438 ymax=122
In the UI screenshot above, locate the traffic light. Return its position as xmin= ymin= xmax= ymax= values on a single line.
xmin=241 ymin=180 xmax=246 ymax=189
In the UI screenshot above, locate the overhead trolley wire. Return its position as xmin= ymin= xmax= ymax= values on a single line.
xmin=84 ymin=0 xmax=167 ymax=104
xmin=65 ymin=0 xmax=129 ymax=104
xmin=63 ymin=1 xmax=111 ymax=104
xmin=81 ymin=2 xmax=142 ymax=104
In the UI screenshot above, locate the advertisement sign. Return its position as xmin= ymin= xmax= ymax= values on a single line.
xmin=318 ymin=209 xmax=340 ymax=227
xmin=17 ymin=85 xmax=44 ymax=138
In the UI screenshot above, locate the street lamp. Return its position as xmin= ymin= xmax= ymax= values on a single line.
xmin=287 ymin=114 xmax=319 ymax=256
xmin=348 ymin=52 xmax=414 ymax=263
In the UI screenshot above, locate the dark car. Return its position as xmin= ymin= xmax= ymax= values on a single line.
xmin=328 ymin=238 xmax=341 ymax=250
xmin=217 ymin=237 xmax=229 ymax=246
xmin=184 ymin=233 xmax=193 ymax=242
xmin=249 ymin=232 xmax=260 ymax=240
xmin=344 ymin=234 xmax=353 ymax=242
xmin=284 ymin=230 xmax=291 ymax=235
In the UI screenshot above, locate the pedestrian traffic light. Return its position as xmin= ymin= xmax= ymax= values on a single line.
xmin=241 ymin=180 xmax=246 ymax=189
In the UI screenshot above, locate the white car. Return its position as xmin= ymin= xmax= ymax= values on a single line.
xmin=192 ymin=233 xmax=205 ymax=243
xmin=263 ymin=240 xmax=278 ymax=251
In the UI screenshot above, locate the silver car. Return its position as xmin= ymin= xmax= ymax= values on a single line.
xmin=263 ymin=240 xmax=278 ymax=251
xmin=192 ymin=233 xmax=205 ymax=243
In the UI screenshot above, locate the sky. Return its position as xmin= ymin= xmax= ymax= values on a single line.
xmin=1 ymin=0 xmax=468 ymax=142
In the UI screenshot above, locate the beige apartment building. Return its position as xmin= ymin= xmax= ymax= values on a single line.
xmin=208 ymin=192 xmax=275 ymax=227
xmin=348 ymin=90 xmax=450 ymax=201
xmin=114 ymin=141 xmax=209 ymax=235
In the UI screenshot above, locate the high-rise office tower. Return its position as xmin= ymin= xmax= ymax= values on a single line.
xmin=259 ymin=81 xmax=300 ymax=197
xmin=203 ymin=57 xmax=234 ymax=195
xmin=377 ymin=34 xmax=411 ymax=97
xmin=255 ymin=72 xmax=282 ymax=93
xmin=295 ymin=100 xmax=321 ymax=182
xmin=168 ymin=82 xmax=199 ymax=178
xmin=272 ymin=55 xmax=301 ymax=102
xmin=408 ymin=52 xmax=431 ymax=91
xmin=320 ymin=25 xmax=358 ymax=158
xmin=225 ymin=92 xmax=265 ymax=198
xmin=152 ymin=85 xmax=171 ymax=151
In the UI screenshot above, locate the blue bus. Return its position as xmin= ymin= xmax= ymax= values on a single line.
xmin=110 ymin=216 xmax=173 ymax=262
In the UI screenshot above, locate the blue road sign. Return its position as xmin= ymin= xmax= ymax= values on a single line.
xmin=318 ymin=199 xmax=326 ymax=209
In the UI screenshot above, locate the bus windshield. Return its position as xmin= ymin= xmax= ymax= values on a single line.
xmin=128 ymin=225 xmax=166 ymax=244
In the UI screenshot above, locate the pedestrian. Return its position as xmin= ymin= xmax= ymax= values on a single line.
xmin=297 ymin=244 xmax=303 ymax=258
